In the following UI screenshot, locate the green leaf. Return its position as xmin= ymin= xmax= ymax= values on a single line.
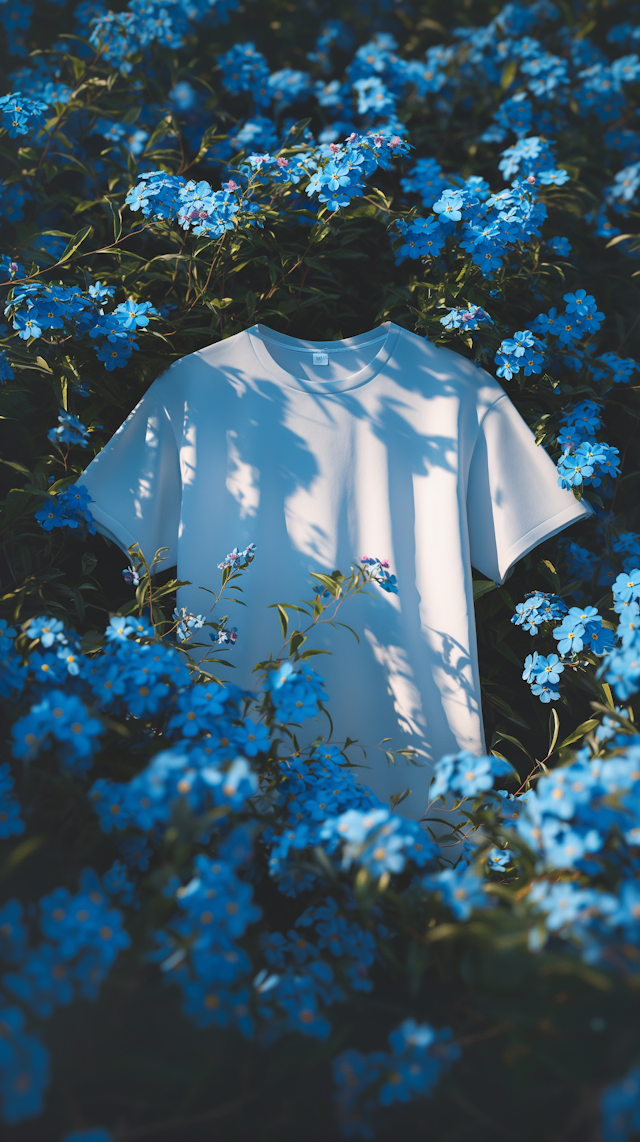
xmin=283 ymin=117 xmax=312 ymax=143
xmin=0 ymin=459 xmax=31 ymax=477
xmin=605 ymin=233 xmax=636 ymax=248
xmin=2 ymin=488 xmax=35 ymax=528
xmin=59 ymin=225 xmax=93 ymax=263
xmin=489 ymin=750 xmax=520 ymax=780
xmin=309 ymin=572 xmax=341 ymax=597
xmin=389 ymin=788 xmax=411 ymax=809
xmin=484 ymin=693 xmax=530 ymax=729
xmin=538 ymin=559 xmax=561 ymax=592
xmin=473 ymin=578 xmax=497 ymax=601
xmin=275 ymin=604 xmax=288 ymax=640
xmin=501 ymin=60 xmax=518 ymax=89
xmin=81 ymin=552 xmax=98 ymax=576
xmin=289 ymin=631 xmax=306 ymax=655
xmin=0 ymin=836 xmax=46 ymax=879
xmin=548 ymin=707 xmax=560 ymax=755
xmin=557 ymin=717 xmax=600 ymax=749
xmin=101 ymin=198 xmax=122 ymax=242
xmin=493 ymin=730 xmax=533 ymax=763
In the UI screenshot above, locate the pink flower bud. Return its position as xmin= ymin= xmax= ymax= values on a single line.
xmin=276 ymin=156 xmax=289 ymax=167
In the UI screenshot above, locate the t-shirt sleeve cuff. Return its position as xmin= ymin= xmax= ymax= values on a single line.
xmin=88 ymin=503 xmax=138 ymax=557
xmin=497 ymin=498 xmax=593 ymax=585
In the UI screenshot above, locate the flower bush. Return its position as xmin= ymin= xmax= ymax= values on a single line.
xmin=4 ymin=1 xmax=640 ymax=1140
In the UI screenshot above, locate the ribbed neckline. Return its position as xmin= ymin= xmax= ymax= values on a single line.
xmin=246 ymin=321 xmax=401 ymax=393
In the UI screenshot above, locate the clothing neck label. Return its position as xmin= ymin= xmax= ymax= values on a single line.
xmin=312 ymin=352 xmax=329 ymax=366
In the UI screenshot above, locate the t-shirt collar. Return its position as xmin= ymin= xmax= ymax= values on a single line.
xmin=246 ymin=321 xmax=400 ymax=393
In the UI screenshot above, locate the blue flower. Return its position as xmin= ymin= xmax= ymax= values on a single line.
xmin=549 ymin=235 xmax=572 ymax=256
xmin=531 ymin=679 xmax=561 ymax=703
xmin=11 ymin=691 xmax=103 ymax=771
xmin=47 ymin=411 xmax=91 ymax=448
xmin=552 ymin=615 xmax=586 ymax=655
xmin=613 ymin=570 xmax=640 ymax=606
xmin=0 ymin=901 xmax=27 ymax=964
xmin=217 ymin=543 xmax=257 ymax=571
xmin=13 ymin=311 xmax=43 ymax=340
xmin=0 ymin=764 xmax=24 ymax=839
xmin=532 ymin=654 xmax=565 ymax=684
xmin=487 ymin=848 xmax=513 ymax=870
xmin=427 ymin=867 xmax=488 ymax=920
xmin=0 ymin=353 xmax=14 ymax=383
xmin=0 ymin=1004 xmax=50 ymax=1124
xmin=601 ymin=1064 xmax=640 ymax=1142
xmin=118 ymin=838 xmax=152 ymax=870
xmin=433 ymin=189 xmax=464 ymax=221
xmin=218 ymin=42 xmax=271 ymax=106
xmin=3 ymin=944 xmax=74 ymax=1018
xmin=430 ymin=750 xmax=512 ymax=799
xmin=26 ymin=616 xmax=65 ymax=648
xmin=265 ymin=663 xmax=327 ymax=722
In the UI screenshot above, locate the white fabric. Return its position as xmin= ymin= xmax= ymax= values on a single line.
xmin=78 ymin=322 xmax=590 ymax=818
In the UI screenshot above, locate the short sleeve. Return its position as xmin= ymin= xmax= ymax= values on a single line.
xmin=78 ymin=384 xmax=182 ymax=567
xmin=467 ymin=393 xmax=592 ymax=584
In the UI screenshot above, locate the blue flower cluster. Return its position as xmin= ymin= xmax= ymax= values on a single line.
xmin=506 ymin=746 xmax=640 ymax=954
xmin=439 ymin=304 xmax=492 ymax=332
xmin=495 ymin=328 xmax=545 ymax=380
xmin=0 ymin=576 xmax=470 ymax=1128
xmin=153 ymin=852 xmax=261 ymax=1038
xmin=0 ymin=352 xmax=15 ymax=384
xmin=34 ymin=484 xmax=95 ymax=536
xmin=427 ymin=865 xmax=490 ymax=920
xmin=88 ymin=0 xmax=241 ymax=75
xmin=396 ymin=169 xmax=548 ymax=280
xmin=0 ymin=91 xmax=47 ymax=137
xmin=0 ymin=1004 xmax=49 ymax=1124
xmin=4 ymin=282 xmax=157 ymax=372
xmin=601 ymin=1063 xmax=640 ymax=1142
xmin=263 ymin=661 xmax=327 ymax=723
xmin=592 ymin=352 xmax=640 ymax=386
xmin=511 ymin=591 xmax=567 ymax=635
xmin=320 ymin=806 xmax=438 ymax=877
xmin=430 ymin=750 xmax=515 ymax=800
xmin=47 ymin=411 xmax=91 ymax=448
xmin=360 ymin=556 xmax=398 ymax=594
xmin=557 ymin=400 xmax=603 ymax=451
xmin=0 ymin=866 xmax=129 ymax=1122
xmin=514 ymin=591 xmax=615 ymax=703
xmin=0 ymin=763 xmax=24 ymax=839
xmin=218 ymin=543 xmax=256 ymax=572
xmin=7 ymin=1 xmax=640 ymax=1132
xmin=125 ymin=132 xmax=410 ymax=229
xmin=333 ymin=1018 xmax=460 ymax=1139
xmin=557 ymin=441 xmax=620 ymax=491
xmin=600 ymin=571 xmax=640 ymax=700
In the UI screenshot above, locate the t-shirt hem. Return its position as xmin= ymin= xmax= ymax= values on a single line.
xmin=498 ymin=498 xmax=593 ymax=584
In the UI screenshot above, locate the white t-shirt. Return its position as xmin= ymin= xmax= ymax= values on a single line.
xmin=79 ymin=322 xmax=590 ymax=817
